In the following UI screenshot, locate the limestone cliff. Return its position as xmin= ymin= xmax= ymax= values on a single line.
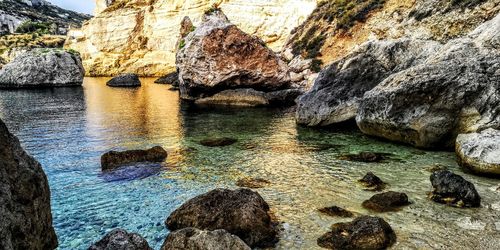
xmin=65 ymin=0 xmax=317 ymax=77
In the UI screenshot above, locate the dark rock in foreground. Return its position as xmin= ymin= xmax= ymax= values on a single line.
xmin=359 ymin=172 xmax=387 ymax=191
xmin=101 ymin=146 xmax=168 ymax=171
xmin=236 ymin=177 xmax=271 ymax=189
xmin=88 ymin=228 xmax=152 ymax=250
xmin=0 ymin=118 xmax=58 ymax=249
xmin=456 ymin=129 xmax=500 ymax=176
xmin=317 ymin=216 xmax=396 ymax=250
xmin=318 ymin=206 xmax=354 ymax=218
xmin=429 ymin=170 xmax=481 ymax=208
xmin=339 ymin=152 xmax=391 ymax=163
xmin=107 ymin=73 xmax=141 ymax=87
xmin=155 ymin=72 xmax=179 ymax=87
xmin=166 ymin=188 xmax=278 ymax=248
xmin=199 ymin=137 xmax=237 ymax=147
xmin=362 ymin=191 xmax=411 ymax=212
xmin=161 ymin=228 xmax=250 ymax=250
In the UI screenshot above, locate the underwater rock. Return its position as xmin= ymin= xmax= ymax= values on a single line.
xmin=106 ymin=73 xmax=141 ymax=87
xmin=317 ymin=216 xmax=396 ymax=250
xmin=195 ymin=89 xmax=270 ymax=107
xmin=362 ymin=191 xmax=411 ymax=212
xmin=429 ymin=170 xmax=481 ymax=208
xmin=318 ymin=206 xmax=354 ymax=218
xmin=166 ymin=188 xmax=278 ymax=248
xmin=161 ymin=227 xmax=250 ymax=250
xmin=456 ymin=129 xmax=500 ymax=176
xmin=101 ymin=146 xmax=167 ymax=171
xmin=99 ymin=163 xmax=163 ymax=182
xmin=236 ymin=177 xmax=271 ymax=189
xmin=0 ymin=118 xmax=58 ymax=249
xmin=199 ymin=137 xmax=237 ymax=147
xmin=88 ymin=228 xmax=152 ymax=250
xmin=155 ymin=72 xmax=179 ymax=86
xmin=358 ymin=172 xmax=387 ymax=191
xmin=340 ymin=152 xmax=391 ymax=163
xmin=0 ymin=48 xmax=84 ymax=88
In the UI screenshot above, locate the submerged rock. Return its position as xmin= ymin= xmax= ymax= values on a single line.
xmin=359 ymin=172 xmax=387 ymax=191
xmin=161 ymin=228 xmax=250 ymax=250
xmin=456 ymin=129 xmax=500 ymax=176
xmin=317 ymin=216 xmax=396 ymax=250
xmin=166 ymin=188 xmax=278 ymax=248
xmin=362 ymin=191 xmax=411 ymax=212
xmin=339 ymin=152 xmax=391 ymax=163
xmin=318 ymin=206 xmax=354 ymax=218
xmin=236 ymin=177 xmax=271 ymax=189
xmin=0 ymin=118 xmax=58 ymax=249
xmin=107 ymin=73 xmax=141 ymax=87
xmin=195 ymin=89 xmax=269 ymax=107
xmin=429 ymin=170 xmax=481 ymax=208
xmin=155 ymin=72 xmax=179 ymax=86
xmin=199 ymin=137 xmax=237 ymax=147
xmin=99 ymin=163 xmax=163 ymax=182
xmin=88 ymin=228 xmax=152 ymax=250
xmin=101 ymin=146 xmax=168 ymax=171
xmin=0 ymin=48 xmax=84 ymax=88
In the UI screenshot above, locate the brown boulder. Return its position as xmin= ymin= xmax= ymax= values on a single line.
xmin=101 ymin=146 xmax=168 ymax=171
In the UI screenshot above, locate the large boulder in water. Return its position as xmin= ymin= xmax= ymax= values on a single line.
xmin=296 ymin=39 xmax=441 ymax=126
xmin=0 ymin=48 xmax=84 ymax=88
xmin=356 ymin=14 xmax=500 ymax=148
xmin=165 ymin=188 xmax=278 ymax=248
xmin=101 ymin=146 xmax=168 ymax=171
xmin=429 ymin=170 xmax=481 ymax=208
xmin=456 ymin=129 xmax=500 ymax=176
xmin=88 ymin=228 xmax=152 ymax=250
xmin=0 ymin=118 xmax=58 ymax=249
xmin=161 ymin=228 xmax=250 ymax=250
xmin=107 ymin=73 xmax=141 ymax=87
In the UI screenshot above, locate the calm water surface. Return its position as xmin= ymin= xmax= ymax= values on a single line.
xmin=0 ymin=78 xmax=499 ymax=249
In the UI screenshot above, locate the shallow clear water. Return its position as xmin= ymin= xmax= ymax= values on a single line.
xmin=0 ymin=78 xmax=499 ymax=249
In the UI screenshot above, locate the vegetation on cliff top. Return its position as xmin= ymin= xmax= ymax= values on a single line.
xmin=0 ymin=33 xmax=65 ymax=55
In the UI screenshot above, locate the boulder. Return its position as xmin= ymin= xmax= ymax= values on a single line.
xmin=101 ymin=146 xmax=168 ymax=171
xmin=154 ymin=72 xmax=179 ymax=87
xmin=429 ymin=170 xmax=481 ymax=207
xmin=236 ymin=177 xmax=271 ymax=189
xmin=317 ymin=216 xmax=396 ymax=249
xmin=356 ymin=14 xmax=500 ymax=148
xmin=161 ymin=228 xmax=250 ymax=250
xmin=296 ymin=39 xmax=441 ymax=126
xmin=165 ymin=188 xmax=278 ymax=248
xmin=362 ymin=191 xmax=411 ymax=212
xmin=0 ymin=48 xmax=84 ymax=88
xmin=193 ymin=88 xmax=303 ymax=107
xmin=456 ymin=129 xmax=500 ymax=176
xmin=358 ymin=172 xmax=387 ymax=191
xmin=106 ymin=73 xmax=141 ymax=87
xmin=88 ymin=228 xmax=152 ymax=250
xmin=318 ymin=206 xmax=354 ymax=218
xmin=0 ymin=118 xmax=58 ymax=249
xmin=199 ymin=137 xmax=237 ymax=147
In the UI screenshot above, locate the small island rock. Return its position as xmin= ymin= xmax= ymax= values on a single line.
xmin=101 ymin=146 xmax=168 ymax=171
xmin=107 ymin=73 xmax=141 ymax=87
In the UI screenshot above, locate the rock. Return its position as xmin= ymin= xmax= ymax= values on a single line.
xmin=106 ymin=73 xmax=141 ymax=87
xmin=429 ymin=170 xmax=481 ymax=208
xmin=296 ymin=39 xmax=441 ymax=126
xmin=358 ymin=172 xmax=387 ymax=191
xmin=425 ymin=164 xmax=449 ymax=173
xmin=236 ymin=177 xmax=271 ymax=189
xmin=318 ymin=206 xmax=354 ymax=218
xmin=179 ymin=16 xmax=194 ymax=38
xmin=356 ymin=14 xmax=500 ymax=148
xmin=288 ymin=56 xmax=312 ymax=73
xmin=101 ymin=146 xmax=168 ymax=171
xmin=88 ymin=228 xmax=152 ymax=250
xmin=176 ymin=10 xmax=290 ymax=100
xmin=317 ymin=216 xmax=396 ymax=250
xmin=165 ymin=188 xmax=278 ymax=248
xmin=161 ymin=228 xmax=250 ymax=250
xmin=0 ymin=118 xmax=58 ymax=249
xmin=199 ymin=137 xmax=237 ymax=147
xmin=195 ymin=89 xmax=270 ymax=107
xmin=0 ymin=49 xmax=84 ymax=88
xmin=154 ymin=72 xmax=179 ymax=87
xmin=339 ymin=152 xmax=391 ymax=163
xmin=265 ymin=89 xmax=304 ymax=106
xmin=456 ymin=129 xmax=500 ymax=176
xmin=362 ymin=191 xmax=411 ymax=212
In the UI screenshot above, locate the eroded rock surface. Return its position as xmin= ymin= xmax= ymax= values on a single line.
xmin=161 ymin=228 xmax=251 ymax=250
xmin=101 ymin=146 xmax=167 ymax=171
xmin=88 ymin=228 xmax=152 ymax=250
xmin=456 ymin=129 xmax=500 ymax=176
xmin=429 ymin=170 xmax=481 ymax=208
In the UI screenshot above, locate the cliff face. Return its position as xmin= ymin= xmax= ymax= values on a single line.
xmin=65 ymin=0 xmax=317 ymax=77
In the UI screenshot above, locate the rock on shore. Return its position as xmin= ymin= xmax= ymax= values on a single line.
xmin=161 ymin=228 xmax=250 ymax=250
xmin=89 ymin=228 xmax=152 ymax=250
xmin=101 ymin=146 xmax=168 ymax=171
xmin=429 ymin=170 xmax=481 ymax=208
xmin=456 ymin=129 xmax=500 ymax=176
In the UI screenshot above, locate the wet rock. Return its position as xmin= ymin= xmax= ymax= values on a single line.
xmin=199 ymin=137 xmax=237 ymax=147
xmin=0 ymin=118 xmax=58 ymax=249
xmin=456 ymin=129 xmax=500 ymax=176
xmin=101 ymin=146 xmax=168 ymax=171
xmin=339 ymin=152 xmax=391 ymax=163
xmin=358 ymin=172 xmax=387 ymax=191
xmin=88 ymin=228 xmax=152 ymax=250
xmin=107 ymin=73 xmax=141 ymax=87
xmin=429 ymin=170 xmax=481 ymax=207
xmin=166 ymin=188 xmax=278 ymax=248
xmin=154 ymin=72 xmax=179 ymax=87
xmin=195 ymin=89 xmax=269 ymax=107
xmin=161 ymin=228 xmax=250 ymax=250
xmin=0 ymin=48 xmax=84 ymax=88
xmin=236 ymin=177 xmax=271 ymax=189
xmin=317 ymin=216 xmax=396 ymax=250
xmin=99 ymin=163 xmax=163 ymax=182
xmin=362 ymin=191 xmax=411 ymax=212
xmin=318 ymin=206 xmax=354 ymax=218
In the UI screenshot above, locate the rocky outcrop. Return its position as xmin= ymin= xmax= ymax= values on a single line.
xmin=0 ymin=118 xmax=58 ymax=249
xmin=101 ymin=146 xmax=168 ymax=171
xmin=166 ymin=188 xmax=278 ymax=248
xmin=429 ymin=170 xmax=481 ymax=208
xmin=0 ymin=49 xmax=84 ymax=88
xmin=107 ymin=73 xmax=141 ymax=87
xmin=88 ymin=228 xmax=152 ymax=250
xmin=161 ymin=228 xmax=251 ymax=250
xmin=456 ymin=129 xmax=500 ymax=176
xmin=362 ymin=191 xmax=411 ymax=212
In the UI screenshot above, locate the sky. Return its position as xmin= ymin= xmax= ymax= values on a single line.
xmin=48 ymin=0 xmax=95 ymax=15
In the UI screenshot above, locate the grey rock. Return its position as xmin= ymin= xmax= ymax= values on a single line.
xmin=456 ymin=129 xmax=500 ymax=176
xmin=161 ymin=228 xmax=250 ymax=250
xmin=107 ymin=73 xmax=141 ymax=87
xmin=0 ymin=49 xmax=84 ymax=88
xmin=0 ymin=118 xmax=58 ymax=250
xmin=88 ymin=228 xmax=152 ymax=250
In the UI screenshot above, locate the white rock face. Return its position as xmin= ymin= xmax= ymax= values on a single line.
xmin=456 ymin=129 xmax=500 ymax=176
xmin=66 ymin=0 xmax=317 ymax=76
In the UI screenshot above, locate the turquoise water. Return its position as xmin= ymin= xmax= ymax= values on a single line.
xmin=0 ymin=78 xmax=499 ymax=249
